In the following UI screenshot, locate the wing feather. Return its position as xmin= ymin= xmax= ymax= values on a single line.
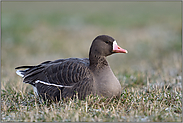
xmin=15 ymin=58 xmax=94 ymax=101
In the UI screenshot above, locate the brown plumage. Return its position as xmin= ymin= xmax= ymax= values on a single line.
xmin=15 ymin=35 xmax=128 ymax=102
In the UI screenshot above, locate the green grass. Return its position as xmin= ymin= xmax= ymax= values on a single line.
xmin=1 ymin=2 xmax=182 ymax=122
xmin=1 ymin=72 xmax=182 ymax=122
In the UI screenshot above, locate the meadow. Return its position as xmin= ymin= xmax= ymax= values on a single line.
xmin=1 ymin=2 xmax=182 ymax=122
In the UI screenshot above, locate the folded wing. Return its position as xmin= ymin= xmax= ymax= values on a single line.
xmin=15 ymin=58 xmax=93 ymax=101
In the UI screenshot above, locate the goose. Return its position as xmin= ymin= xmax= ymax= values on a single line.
xmin=15 ymin=35 xmax=128 ymax=102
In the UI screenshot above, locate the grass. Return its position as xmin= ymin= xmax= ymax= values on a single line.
xmin=1 ymin=1 xmax=182 ymax=122
xmin=1 ymin=72 xmax=182 ymax=122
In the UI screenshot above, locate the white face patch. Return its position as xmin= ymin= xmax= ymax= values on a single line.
xmin=113 ymin=40 xmax=118 ymax=50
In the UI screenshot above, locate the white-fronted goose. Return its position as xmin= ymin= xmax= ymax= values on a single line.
xmin=15 ymin=35 xmax=128 ymax=102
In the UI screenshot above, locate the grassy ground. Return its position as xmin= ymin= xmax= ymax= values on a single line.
xmin=1 ymin=2 xmax=182 ymax=122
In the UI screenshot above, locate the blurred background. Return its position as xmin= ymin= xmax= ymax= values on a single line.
xmin=1 ymin=2 xmax=181 ymax=88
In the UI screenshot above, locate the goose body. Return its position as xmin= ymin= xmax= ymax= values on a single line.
xmin=15 ymin=35 xmax=128 ymax=102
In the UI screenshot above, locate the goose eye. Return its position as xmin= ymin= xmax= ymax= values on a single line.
xmin=105 ymin=41 xmax=109 ymax=44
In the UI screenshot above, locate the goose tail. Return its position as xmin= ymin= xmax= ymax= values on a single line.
xmin=15 ymin=66 xmax=34 ymax=78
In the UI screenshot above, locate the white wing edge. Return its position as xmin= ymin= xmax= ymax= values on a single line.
xmin=16 ymin=70 xmax=24 ymax=77
xmin=35 ymin=80 xmax=72 ymax=88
